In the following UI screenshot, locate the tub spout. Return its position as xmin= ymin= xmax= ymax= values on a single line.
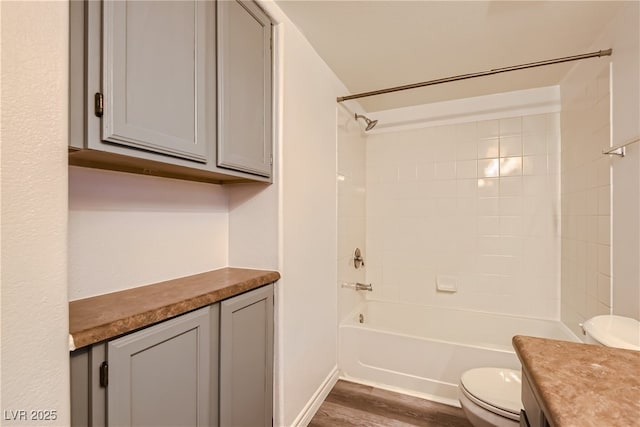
xmin=341 ymin=282 xmax=373 ymax=292
xmin=355 ymin=283 xmax=373 ymax=291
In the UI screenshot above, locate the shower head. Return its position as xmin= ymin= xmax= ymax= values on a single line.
xmin=355 ymin=113 xmax=378 ymax=131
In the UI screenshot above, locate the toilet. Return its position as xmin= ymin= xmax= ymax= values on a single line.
xmin=581 ymin=314 xmax=640 ymax=350
xmin=458 ymin=367 xmax=521 ymax=427
xmin=458 ymin=315 xmax=640 ymax=427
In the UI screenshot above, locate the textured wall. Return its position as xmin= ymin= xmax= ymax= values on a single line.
xmin=277 ymin=22 xmax=343 ymax=426
xmin=1 ymin=2 xmax=71 ymax=424
xmin=68 ymin=167 xmax=230 ymax=300
xmin=256 ymin=2 xmax=347 ymax=424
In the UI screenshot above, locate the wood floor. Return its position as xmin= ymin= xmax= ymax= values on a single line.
xmin=308 ymin=380 xmax=472 ymax=427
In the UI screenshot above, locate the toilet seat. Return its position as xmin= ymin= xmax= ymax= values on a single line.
xmin=459 ymin=368 xmax=522 ymax=421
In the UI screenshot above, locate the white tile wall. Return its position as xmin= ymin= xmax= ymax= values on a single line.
xmin=560 ymin=63 xmax=612 ymax=336
xmin=365 ymin=113 xmax=561 ymax=318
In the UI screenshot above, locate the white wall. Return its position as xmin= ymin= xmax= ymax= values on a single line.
xmin=1 ymin=2 xmax=71 ymax=425
xmin=560 ymin=62 xmax=612 ymax=335
xmin=608 ymin=2 xmax=639 ymax=319
xmin=337 ymin=108 xmax=367 ymax=322
xmin=560 ymin=1 xmax=640 ymax=328
xmin=278 ymin=24 xmax=342 ymax=427
xmin=366 ymin=106 xmax=561 ymax=319
xmin=228 ymin=183 xmax=279 ymax=270
xmin=257 ymin=1 xmax=346 ymax=424
xmin=68 ymin=167 xmax=229 ymax=299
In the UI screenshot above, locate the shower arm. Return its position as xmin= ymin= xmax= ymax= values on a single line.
xmin=354 ymin=113 xmax=378 ymax=131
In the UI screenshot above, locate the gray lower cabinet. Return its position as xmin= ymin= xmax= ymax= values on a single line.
xmin=520 ymin=371 xmax=550 ymax=427
xmin=219 ymin=284 xmax=274 ymax=427
xmin=69 ymin=0 xmax=273 ymax=184
xmin=107 ymin=307 xmax=213 ymax=427
xmin=70 ymin=342 xmax=107 ymax=427
xmin=70 ymin=284 xmax=274 ymax=427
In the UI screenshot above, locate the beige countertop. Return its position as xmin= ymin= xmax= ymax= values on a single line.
xmin=69 ymin=267 xmax=280 ymax=350
xmin=513 ymin=335 xmax=640 ymax=427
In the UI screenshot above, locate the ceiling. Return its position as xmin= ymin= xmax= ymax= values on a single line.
xmin=275 ymin=1 xmax=625 ymax=112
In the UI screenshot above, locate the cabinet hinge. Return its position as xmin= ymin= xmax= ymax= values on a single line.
xmin=94 ymin=92 xmax=104 ymax=117
xmin=99 ymin=361 xmax=108 ymax=388
xmin=270 ymin=155 xmax=273 ymax=165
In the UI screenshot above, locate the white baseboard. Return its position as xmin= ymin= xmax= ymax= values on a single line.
xmin=338 ymin=373 xmax=461 ymax=408
xmin=292 ymin=366 xmax=340 ymax=427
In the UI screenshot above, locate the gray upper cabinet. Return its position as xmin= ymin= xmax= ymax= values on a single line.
xmin=219 ymin=284 xmax=274 ymax=427
xmin=69 ymin=0 xmax=273 ymax=184
xmin=107 ymin=307 xmax=212 ymax=427
xmin=217 ymin=0 xmax=273 ymax=177
xmin=102 ymin=0 xmax=208 ymax=162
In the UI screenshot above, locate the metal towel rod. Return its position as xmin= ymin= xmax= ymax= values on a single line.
xmin=602 ymin=136 xmax=640 ymax=158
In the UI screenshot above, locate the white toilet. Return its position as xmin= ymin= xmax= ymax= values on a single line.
xmin=582 ymin=314 xmax=640 ymax=350
xmin=458 ymin=315 xmax=640 ymax=427
xmin=458 ymin=367 xmax=521 ymax=427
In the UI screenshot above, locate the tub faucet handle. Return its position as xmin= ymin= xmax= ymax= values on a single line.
xmin=354 ymin=248 xmax=365 ymax=269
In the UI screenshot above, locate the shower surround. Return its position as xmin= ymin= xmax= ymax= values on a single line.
xmin=335 ymin=92 xmax=570 ymax=406
xmin=365 ymin=113 xmax=561 ymax=319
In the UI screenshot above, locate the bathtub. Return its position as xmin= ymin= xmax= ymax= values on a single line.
xmin=339 ymin=300 xmax=579 ymax=406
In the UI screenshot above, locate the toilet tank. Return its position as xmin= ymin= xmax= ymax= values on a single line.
xmin=582 ymin=315 xmax=640 ymax=351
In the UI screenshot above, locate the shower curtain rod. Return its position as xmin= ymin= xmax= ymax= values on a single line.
xmin=336 ymin=49 xmax=612 ymax=103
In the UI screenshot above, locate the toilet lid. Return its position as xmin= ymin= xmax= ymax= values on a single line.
xmin=460 ymin=368 xmax=522 ymax=417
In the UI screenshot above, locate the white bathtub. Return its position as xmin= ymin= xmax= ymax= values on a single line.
xmin=339 ymin=300 xmax=579 ymax=406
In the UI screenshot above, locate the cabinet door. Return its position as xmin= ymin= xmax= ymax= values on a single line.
xmin=70 ymin=343 xmax=107 ymax=427
xmin=107 ymin=307 xmax=210 ymax=427
xmin=220 ymin=284 xmax=274 ymax=427
xmin=102 ymin=0 xmax=209 ymax=162
xmin=217 ymin=0 xmax=272 ymax=177
xmin=521 ymin=371 xmax=550 ymax=427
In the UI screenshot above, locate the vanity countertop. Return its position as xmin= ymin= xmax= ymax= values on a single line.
xmin=69 ymin=267 xmax=280 ymax=350
xmin=513 ymin=335 xmax=640 ymax=427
